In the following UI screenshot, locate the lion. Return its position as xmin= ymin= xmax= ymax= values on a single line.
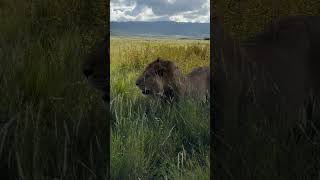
xmin=82 ymin=36 xmax=110 ymax=102
xmin=135 ymin=58 xmax=210 ymax=102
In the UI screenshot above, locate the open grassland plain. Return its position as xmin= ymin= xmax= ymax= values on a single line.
xmin=110 ymin=37 xmax=210 ymax=179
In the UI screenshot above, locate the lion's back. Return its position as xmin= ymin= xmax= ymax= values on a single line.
xmin=186 ymin=67 xmax=210 ymax=99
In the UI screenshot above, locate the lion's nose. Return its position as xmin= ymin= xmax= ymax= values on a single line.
xmin=83 ymin=69 xmax=93 ymax=77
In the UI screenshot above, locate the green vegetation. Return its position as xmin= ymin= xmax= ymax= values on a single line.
xmin=213 ymin=1 xmax=320 ymax=179
xmin=110 ymin=37 xmax=210 ymax=179
xmin=217 ymin=0 xmax=320 ymax=39
xmin=0 ymin=0 xmax=108 ymax=179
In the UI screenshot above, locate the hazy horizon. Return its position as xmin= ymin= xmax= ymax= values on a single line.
xmin=111 ymin=21 xmax=210 ymax=39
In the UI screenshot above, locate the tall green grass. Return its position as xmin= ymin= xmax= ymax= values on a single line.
xmin=110 ymin=37 xmax=210 ymax=179
xmin=213 ymin=2 xmax=320 ymax=178
xmin=0 ymin=0 xmax=108 ymax=179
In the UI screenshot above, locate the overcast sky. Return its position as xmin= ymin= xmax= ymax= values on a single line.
xmin=111 ymin=0 xmax=210 ymax=23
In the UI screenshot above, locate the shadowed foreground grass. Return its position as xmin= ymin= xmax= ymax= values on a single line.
xmin=0 ymin=29 xmax=108 ymax=180
xmin=110 ymin=37 xmax=210 ymax=179
xmin=0 ymin=0 xmax=108 ymax=179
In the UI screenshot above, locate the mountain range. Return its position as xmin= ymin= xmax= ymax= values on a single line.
xmin=111 ymin=21 xmax=210 ymax=39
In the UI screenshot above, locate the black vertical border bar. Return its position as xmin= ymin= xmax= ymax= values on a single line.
xmin=210 ymin=0 xmax=225 ymax=179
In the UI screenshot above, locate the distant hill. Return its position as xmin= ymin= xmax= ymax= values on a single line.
xmin=111 ymin=21 xmax=210 ymax=39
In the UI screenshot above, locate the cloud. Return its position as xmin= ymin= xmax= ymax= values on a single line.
xmin=111 ymin=0 xmax=209 ymax=23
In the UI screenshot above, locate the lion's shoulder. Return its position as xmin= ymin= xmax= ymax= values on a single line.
xmin=185 ymin=66 xmax=210 ymax=99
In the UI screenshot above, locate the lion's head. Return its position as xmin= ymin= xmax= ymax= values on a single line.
xmin=82 ymin=36 xmax=109 ymax=102
xmin=135 ymin=58 xmax=184 ymax=101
